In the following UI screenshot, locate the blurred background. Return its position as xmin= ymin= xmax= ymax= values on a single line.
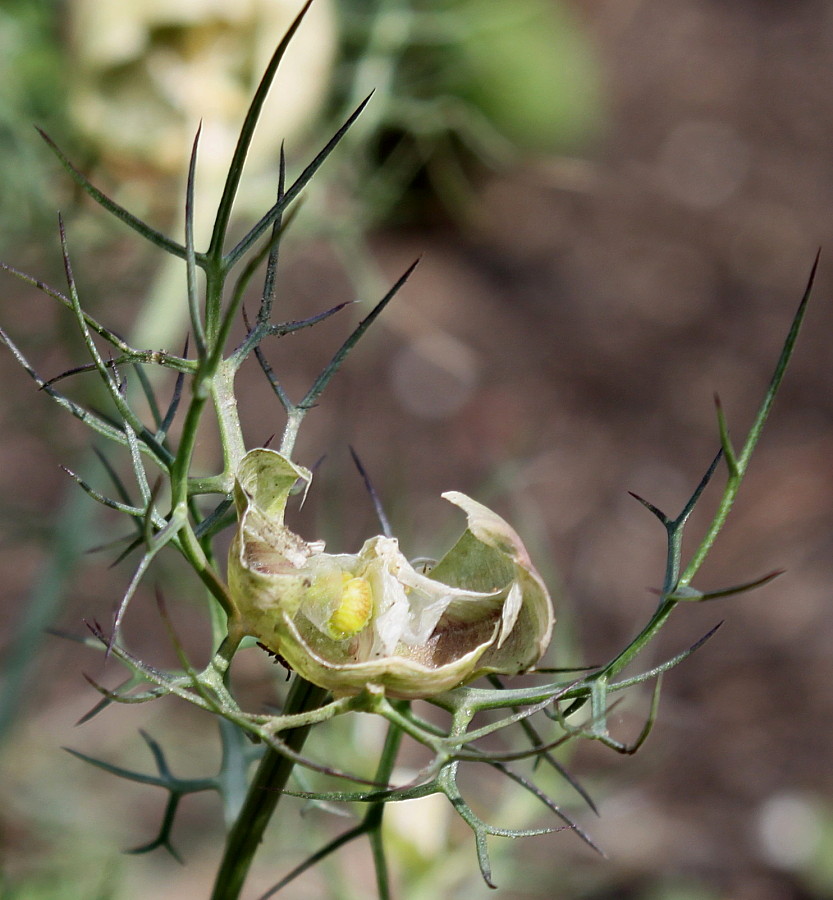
xmin=2 ymin=1 xmax=833 ymax=898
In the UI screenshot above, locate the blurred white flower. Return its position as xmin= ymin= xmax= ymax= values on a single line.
xmin=68 ymin=0 xmax=335 ymax=175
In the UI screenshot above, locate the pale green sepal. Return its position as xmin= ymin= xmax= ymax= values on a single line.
xmin=437 ymin=492 xmax=554 ymax=676
xmin=233 ymin=447 xmax=312 ymax=523
xmin=228 ymin=449 xmax=317 ymax=634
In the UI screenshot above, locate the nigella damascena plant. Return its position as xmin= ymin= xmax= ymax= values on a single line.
xmin=228 ymin=448 xmax=554 ymax=699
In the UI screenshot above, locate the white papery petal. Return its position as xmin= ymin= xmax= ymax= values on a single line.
xmin=497 ymin=580 xmax=523 ymax=648
xmin=369 ymin=567 xmax=410 ymax=655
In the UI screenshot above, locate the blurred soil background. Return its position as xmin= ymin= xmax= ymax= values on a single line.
xmin=2 ymin=1 xmax=833 ymax=898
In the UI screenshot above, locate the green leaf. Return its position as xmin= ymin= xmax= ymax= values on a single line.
xmin=224 ymin=94 xmax=375 ymax=270
xmin=37 ymin=129 xmax=191 ymax=260
xmin=300 ymin=259 xmax=417 ymax=409
xmin=207 ymin=0 xmax=314 ymax=259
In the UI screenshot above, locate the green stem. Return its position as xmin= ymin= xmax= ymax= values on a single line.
xmin=279 ymin=408 xmax=305 ymax=459
xmin=209 ymin=676 xmax=329 ymax=900
xmin=177 ymin=518 xmax=233 ymax=616
xmin=211 ymin=361 xmax=247 ymax=486
xmin=365 ymin=716 xmax=405 ymax=900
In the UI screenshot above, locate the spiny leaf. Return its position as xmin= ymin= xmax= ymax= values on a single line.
xmin=158 ymin=375 xmax=185 ymax=440
xmin=676 ymin=448 xmax=723 ymax=526
xmin=257 ymin=822 xmax=367 ymax=900
xmin=258 ymin=142 xmax=287 ymax=325
xmin=300 ymin=259 xmax=418 ymax=409
xmin=349 ymin=445 xmax=393 ymax=538
xmin=125 ymin=793 xmax=184 ymax=863
xmin=65 ymin=746 xmax=170 ymax=788
xmin=607 ymin=622 xmax=724 ymax=693
xmin=61 ymin=465 xmax=144 ymax=517
xmin=714 ymin=393 xmax=739 ymax=476
xmin=225 ymin=93 xmax=375 ymax=270
xmin=628 ymin=490 xmax=668 ymax=524
xmin=681 ymin=251 xmax=819 ymax=585
xmin=133 ymin=364 xmax=163 ymax=430
xmin=185 ymin=123 xmax=207 ymax=355
xmin=108 ymin=518 xmax=181 ymax=653
xmin=0 ymin=325 xmax=162 ymax=459
xmin=208 ymin=0 xmax=314 ymax=258
xmin=58 ymin=215 xmax=173 ymax=468
xmin=666 ymin=569 xmax=783 ymax=602
xmin=492 ymin=762 xmax=604 ymax=855
xmin=37 ymin=129 xmax=190 ymax=260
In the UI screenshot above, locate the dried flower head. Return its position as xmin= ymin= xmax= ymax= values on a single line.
xmin=228 ymin=449 xmax=554 ymax=699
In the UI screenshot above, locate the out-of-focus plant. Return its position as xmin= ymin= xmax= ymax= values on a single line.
xmin=65 ymin=0 xmax=337 ymax=353
xmin=68 ymin=0 xmax=336 ymax=182
xmin=66 ymin=0 xmax=601 ymax=208
xmin=64 ymin=0 xmax=333 ymax=242
xmin=0 ymin=4 xmax=816 ymax=898
xmin=61 ymin=0 xmax=604 ymax=351
xmin=0 ymin=0 xmax=69 ymax=247
xmin=319 ymin=0 xmax=604 ymax=235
